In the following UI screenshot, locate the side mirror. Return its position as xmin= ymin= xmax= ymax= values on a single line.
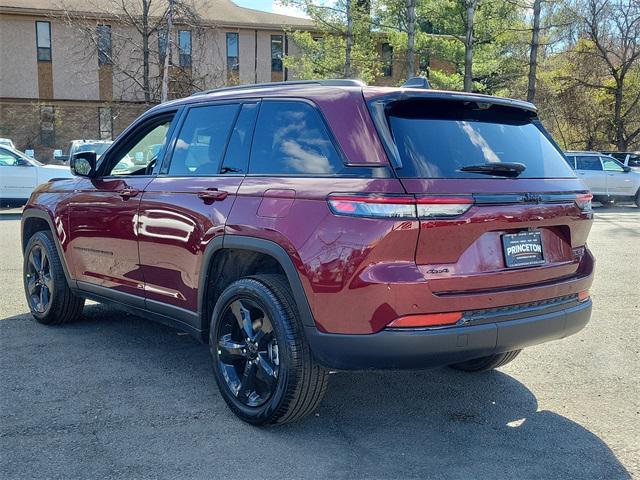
xmin=70 ymin=151 xmax=97 ymax=177
xmin=623 ymin=166 xmax=631 ymax=173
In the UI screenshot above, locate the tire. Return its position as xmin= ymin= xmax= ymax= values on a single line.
xmin=449 ymin=350 xmax=521 ymax=372
xmin=635 ymin=190 xmax=640 ymax=208
xmin=209 ymin=274 xmax=328 ymax=425
xmin=23 ymin=230 xmax=84 ymax=325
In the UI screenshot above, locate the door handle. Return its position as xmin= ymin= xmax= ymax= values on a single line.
xmin=197 ymin=188 xmax=228 ymax=202
xmin=118 ymin=188 xmax=139 ymax=199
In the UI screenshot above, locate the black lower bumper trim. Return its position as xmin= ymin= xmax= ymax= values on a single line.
xmin=305 ymin=300 xmax=592 ymax=370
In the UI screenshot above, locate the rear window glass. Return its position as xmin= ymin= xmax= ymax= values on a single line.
xmin=386 ymin=100 xmax=575 ymax=179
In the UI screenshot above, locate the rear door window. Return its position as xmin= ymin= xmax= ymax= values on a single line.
xmin=249 ymin=101 xmax=343 ymax=175
xmin=168 ymin=104 xmax=239 ymax=176
xmin=576 ymin=156 xmax=602 ymax=171
xmin=386 ymin=100 xmax=575 ymax=179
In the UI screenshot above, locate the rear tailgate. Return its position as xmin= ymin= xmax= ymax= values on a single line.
xmin=368 ymin=91 xmax=593 ymax=295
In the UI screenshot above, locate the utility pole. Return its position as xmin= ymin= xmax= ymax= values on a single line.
xmin=161 ymin=0 xmax=174 ymax=103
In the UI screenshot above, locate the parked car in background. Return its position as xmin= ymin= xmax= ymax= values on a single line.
xmin=565 ymin=151 xmax=640 ymax=207
xmin=0 ymin=145 xmax=73 ymax=205
xmin=0 ymin=137 xmax=16 ymax=149
xmin=22 ymin=80 xmax=595 ymax=425
xmin=57 ymin=140 xmax=112 ymax=162
xmin=601 ymin=151 xmax=640 ymax=171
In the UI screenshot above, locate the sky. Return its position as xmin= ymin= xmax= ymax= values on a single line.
xmin=233 ymin=1 xmax=308 ymax=18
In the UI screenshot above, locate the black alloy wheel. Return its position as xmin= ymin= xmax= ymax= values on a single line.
xmin=209 ymin=275 xmax=328 ymax=425
xmin=25 ymin=243 xmax=53 ymax=314
xmin=23 ymin=230 xmax=84 ymax=325
xmin=215 ymin=298 xmax=279 ymax=407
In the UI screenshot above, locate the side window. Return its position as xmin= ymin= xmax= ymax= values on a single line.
xmin=576 ymin=156 xmax=602 ymax=171
xmin=221 ymin=103 xmax=258 ymax=174
xmin=250 ymin=101 xmax=343 ymax=175
xmin=108 ymin=117 xmax=173 ymax=176
xmin=564 ymin=155 xmax=576 ymax=169
xmin=168 ymin=104 xmax=239 ymax=176
xmin=601 ymin=157 xmax=625 ymax=172
xmin=0 ymin=150 xmax=20 ymax=166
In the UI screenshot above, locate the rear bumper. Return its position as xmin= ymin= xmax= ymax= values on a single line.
xmin=305 ymin=299 xmax=592 ymax=370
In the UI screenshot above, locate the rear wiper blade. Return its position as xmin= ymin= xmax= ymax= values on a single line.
xmin=459 ymin=162 xmax=526 ymax=178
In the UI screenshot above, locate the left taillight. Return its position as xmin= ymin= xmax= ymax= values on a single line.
xmin=327 ymin=194 xmax=473 ymax=220
xmin=575 ymin=192 xmax=593 ymax=212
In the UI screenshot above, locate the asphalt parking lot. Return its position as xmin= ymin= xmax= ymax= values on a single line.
xmin=0 ymin=207 xmax=638 ymax=479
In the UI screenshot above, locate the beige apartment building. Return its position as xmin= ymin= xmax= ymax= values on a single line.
xmin=0 ymin=0 xmax=316 ymax=158
xmin=0 ymin=1 xmax=453 ymax=160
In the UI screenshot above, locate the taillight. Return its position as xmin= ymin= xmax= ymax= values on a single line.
xmin=575 ymin=193 xmax=593 ymax=212
xmin=416 ymin=196 xmax=474 ymax=218
xmin=327 ymin=195 xmax=416 ymax=219
xmin=327 ymin=194 xmax=473 ymax=219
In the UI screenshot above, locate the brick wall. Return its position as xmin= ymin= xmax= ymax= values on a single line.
xmin=0 ymin=101 xmax=147 ymax=162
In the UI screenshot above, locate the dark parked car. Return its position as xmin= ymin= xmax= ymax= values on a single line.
xmin=21 ymin=80 xmax=595 ymax=425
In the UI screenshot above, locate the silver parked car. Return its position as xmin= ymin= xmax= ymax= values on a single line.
xmin=565 ymin=151 xmax=640 ymax=207
xmin=600 ymin=151 xmax=640 ymax=171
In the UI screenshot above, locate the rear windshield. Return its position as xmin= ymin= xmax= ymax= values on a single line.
xmin=386 ymin=100 xmax=576 ymax=179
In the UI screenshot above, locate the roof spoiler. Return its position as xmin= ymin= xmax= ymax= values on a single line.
xmin=402 ymin=76 xmax=431 ymax=89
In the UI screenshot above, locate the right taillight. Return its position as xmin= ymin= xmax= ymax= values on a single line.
xmin=327 ymin=194 xmax=473 ymax=220
xmin=575 ymin=193 xmax=593 ymax=212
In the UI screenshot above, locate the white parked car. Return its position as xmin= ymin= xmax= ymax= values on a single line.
xmin=0 ymin=145 xmax=74 ymax=204
xmin=565 ymin=151 xmax=640 ymax=207
xmin=0 ymin=138 xmax=16 ymax=149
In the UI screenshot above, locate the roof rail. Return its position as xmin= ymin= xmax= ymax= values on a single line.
xmin=191 ymin=79 xmax=366 ymax=97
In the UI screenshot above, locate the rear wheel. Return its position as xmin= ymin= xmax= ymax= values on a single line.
xmin=209 ymin=274 xmax=328 ymax=425
xmin=23 ymin=231 xmax=84 ymax=325
xmin=635 ymin=190 xmax=640 ymax=208
xmin=449 ymin=350 xmax=521 ymax=372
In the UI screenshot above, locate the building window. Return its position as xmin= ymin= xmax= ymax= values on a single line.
xmin=226 ymin=32 xmax=239 ymax=75
xmin=99 ymin=107 xmax=113 ymax=140
xmin=97 ymin=25 xmax=112 ymax=65
xmin=35 ymin=21 xmax=52 ymax=62
xmin=271 ymin=35 xmax=283 ymax=72
xmin=381 ymin=43 xmax=393 ymax=77
xmin=178 ymin=30 xmax=191 ymax=68
xmin=40 ymin=105 xmax=55 ymax=147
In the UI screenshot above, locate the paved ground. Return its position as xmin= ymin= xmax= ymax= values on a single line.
xmin=1 ymin=207 xmax=638 ymax=479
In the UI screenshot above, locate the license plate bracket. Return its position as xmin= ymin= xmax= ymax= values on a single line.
xmin=502 ymin=231 xmax=545 ymax=268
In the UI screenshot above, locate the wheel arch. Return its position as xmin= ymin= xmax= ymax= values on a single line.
xmin=198 ymin=235 xmax=316 ymax=335
xmin=21 ymin=208 xmax=75 ymax=288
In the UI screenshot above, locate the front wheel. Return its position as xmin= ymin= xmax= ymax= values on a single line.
xmin=23 ymin=231 xmax=84 ymax=325
xmin=449 ymin=350 xmax=521 ymax=372
xmin=209 ymin=274 xmax=328 ymax=425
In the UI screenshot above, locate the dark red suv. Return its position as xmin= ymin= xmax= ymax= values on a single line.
xmin=22 ymin=80 xmax=594 ymax=425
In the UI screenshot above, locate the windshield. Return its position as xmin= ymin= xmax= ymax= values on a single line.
xmin=386 ymin=100 xmax=576 ymax=179
xmin=74 ymin=143 xmax=111 ymax=156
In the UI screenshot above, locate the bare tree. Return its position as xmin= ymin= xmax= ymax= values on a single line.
xmin=576 ymin=0 xmax=640 ymax=150
xmin=58 ymin=0 xmax=219 ymax=103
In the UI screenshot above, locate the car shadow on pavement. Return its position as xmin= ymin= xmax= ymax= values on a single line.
xmin=0 ymin=305 xmax=631 ymax=480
